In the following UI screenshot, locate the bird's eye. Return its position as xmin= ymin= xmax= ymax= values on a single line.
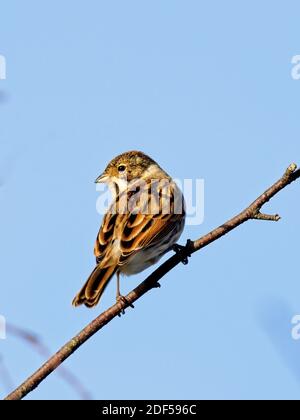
xmin=118 ymin=165 xmax=126 ymax=172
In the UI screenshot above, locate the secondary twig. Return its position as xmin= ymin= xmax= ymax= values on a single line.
xmin=6 ymin=323 xmax=92 ymax=400
xmin=4 ymin=163 xmax=300 ymax=400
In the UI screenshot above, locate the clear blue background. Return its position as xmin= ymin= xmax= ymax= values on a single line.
xmin=0 ymin=1 xmax=300 ymax=400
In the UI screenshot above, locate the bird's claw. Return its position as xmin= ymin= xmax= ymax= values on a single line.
xmin=116 ymin=295 xmax=134 ymax=317
xmin=173 ymin=240 xmax=193 ymax=265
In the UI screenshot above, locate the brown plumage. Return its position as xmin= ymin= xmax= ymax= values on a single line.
xmin=72 ymin=151 xmax=185 ymax=308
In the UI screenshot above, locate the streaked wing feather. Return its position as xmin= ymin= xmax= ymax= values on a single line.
xmin=94 ymin=181 xmax=184 ymax=268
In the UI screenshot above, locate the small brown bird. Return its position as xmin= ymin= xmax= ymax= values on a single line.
xmin=72 ymin=151 xmax=185 ymax=308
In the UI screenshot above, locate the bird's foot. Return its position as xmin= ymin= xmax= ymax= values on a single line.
xmin=173 ymin=240 xmax=193 ymax=265
xmin=116 ymin=295 xmax=134 ymax=317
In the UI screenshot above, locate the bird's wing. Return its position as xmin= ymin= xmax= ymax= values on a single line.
xmin=94 ymin=180 xmax=185 ymax=267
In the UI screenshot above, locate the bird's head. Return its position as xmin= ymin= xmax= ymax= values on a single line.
xmin=95 ymin=151 xmax=164 ymax=188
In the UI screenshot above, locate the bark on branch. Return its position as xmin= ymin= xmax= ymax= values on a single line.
xmin=4 ymin=163 xmax=300 ymax=400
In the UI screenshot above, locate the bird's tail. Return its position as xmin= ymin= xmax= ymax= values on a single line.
xmin=72 ymin=264 xmax=117 ymax=308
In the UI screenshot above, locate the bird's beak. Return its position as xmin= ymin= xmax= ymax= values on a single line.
xmin=95 ymin=173 xmax=109 ymax=183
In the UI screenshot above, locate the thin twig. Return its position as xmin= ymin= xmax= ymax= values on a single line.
xmin=4 ymin=163 xmax=300 ymax=400
xmin=6 ymin=323 xmax=92 ymax=400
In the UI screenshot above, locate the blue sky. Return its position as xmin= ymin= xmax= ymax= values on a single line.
xmin=0 ymin=1 xmax=300 ymax=400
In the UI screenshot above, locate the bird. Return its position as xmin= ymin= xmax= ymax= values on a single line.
xmin=72 ymin=150 xmax=186 ymax=308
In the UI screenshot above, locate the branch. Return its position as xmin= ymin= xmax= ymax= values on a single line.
xmin=4 ymin=163 xmax=300 ymax=400
xmin=6 ymin=323 xmax=92 ymax=400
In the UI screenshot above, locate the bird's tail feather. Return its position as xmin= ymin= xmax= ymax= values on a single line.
xmin=72 ymin=264 xmax=117 ymax=308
